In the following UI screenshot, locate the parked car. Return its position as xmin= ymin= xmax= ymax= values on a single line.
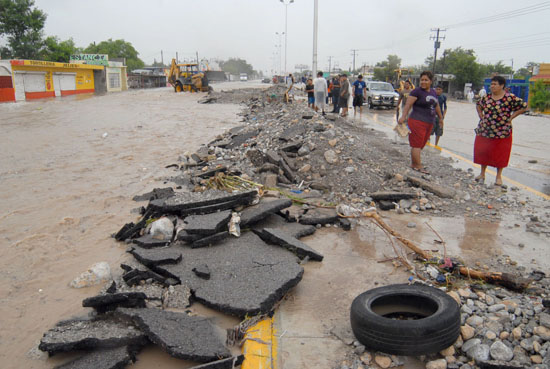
xmin=262 ymin=78 xmax=271 ymax=83
xmin=365 ymin=81 xmax=399 ymax=109
xmin=240 ymin=73 xmax=248 ymax=81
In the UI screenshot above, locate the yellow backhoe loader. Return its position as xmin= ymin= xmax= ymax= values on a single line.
xmin=168 ymin=58 xmax=211 ymax=93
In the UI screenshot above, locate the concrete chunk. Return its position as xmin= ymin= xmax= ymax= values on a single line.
xmin=240 ymin=199 xmax=293 ymax=227
xmin=38 ymin=317 xmax=148 ymax=355
xmin=188 ymin=355 xmax=245 ymax=369
xmin=53 ymin=346 xmax=138 ymax=369
xmin=184 ymin=210 xmax=232 ymax=235
xmin=407 ymin=175 xmax=456 ymax=198
xmin=82 ymin=292 xmax=147 ymax=314
xmin=369 ymin=191 xmax=417 ymax=201
xmin=128 ymin=246 xmax=182 ymax=267
xmin=265 ymin=150 xmax=281 ymax=165
xmin=156 ymin=232 xmax=303 ymax=317
xmin=257 ymin=228 xmax=324 ymax=261
xmin=116 ymin=308 xmax=230 ymax=362
xmin=279 ymin=159 xmax=296 ymax=183
xmin=279 ymin=123 xmax=306 ymax=141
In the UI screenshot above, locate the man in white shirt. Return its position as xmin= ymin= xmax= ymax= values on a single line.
xmin=479 ymin=87 xmax=487 ymax=99
xmin=313 ymin=71 xmax=328 ymax=115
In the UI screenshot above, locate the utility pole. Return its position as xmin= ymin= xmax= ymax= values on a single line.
xmin=280 ymin=0 xmax=294 ymax=74
xmin=161 ymin=50 xmax=163 ymax=65
xmin=328 ymin=56 xmax=333 ymax=74
xmin=511 ymin=58 xmax=514 ymax=79
xmin=196 ymin=51 xmax=199 ymax=65
xmin=176 ymin=52 xmax=178 ymax=64
xmin=351 ymin=49 xmax=358 ymax=74
xmin=312 ymin=0 xmax=318 ymax=76
xmin=430 ymin=28 xmax=446 ymax=76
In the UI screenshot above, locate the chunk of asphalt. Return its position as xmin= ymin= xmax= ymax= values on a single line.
xmin=377 ymin=200 xmax=396 ymax=211
xmin=128 ymin=246 xmax=182 ymax=268
xmin=279 ymin=159 xmax=296 ymax=183
xmin=407 ymin=175 xmax=456 ymax=199
xmin=191 ymin=231 xmax=229 ymax=248
xmin=369 ymin=191 xmax=417 ymax=201
xmin=226 ymin=129 xmax=260 ymax=149
xmin=82 ymin=292 xmax=147 ymax=314
xmin=38 ymin=317 xmax=148 ymax=355
xmin=122 ymin=266 xmax=168 ymax=287
xmin=115 ymin=308 xmax=230 ymax=362
xmin=184 ymin=210 xmax=232 ymax=235
xmin=132 ymin=235 xmax=171 ymax=249
xmin=132 ymin=187 xmax=174 ymax=202
xmin=279 ymin=123 xmax=306 ymax=142
xmin=188 ymin=355 xmax=244 ymax=369
xmin=156 ymin=232 xmax=303 ymax=317
xmin=176 ymin=230 xmax=203 ymax=244
xmin=192 ymin=264 xmax=211 ymax=279
xmin=258 ymin=163 xmax=280 ymax=174
xmin=114 ymin=208 xmax=154 ymax=241
xmin=195 ymin=166 xmax=227 ymax=179
xmin=253 ymin=214 xmax=316 ymax=239
xmin=257 ymin=228 xmax=323 ymax=261
xmin=240 ymin=199 xmax=293 ymax=227
xmin=53 ymin=346 xmax=139 ymax=369
xmin=162 ymin=284 xmax=192 ymax=309
xmin=265 ymin=150 xmax=281 ymax=165
xmin=338 ymin=217 xmax=352 ymax=231
xmin=148 ymin=190 xmax=257 ymax=216
xmin=298 ymin=208 xmax=338 ymax=225
xmin=281 ymin=141 xmax=303 ymax=153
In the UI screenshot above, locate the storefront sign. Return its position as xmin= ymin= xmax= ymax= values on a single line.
xmin=70 ymin=54 xmax=109 ymax=66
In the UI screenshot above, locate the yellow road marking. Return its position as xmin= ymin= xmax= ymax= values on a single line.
xmin=368 ymin=117 xmax=550 ymax=200
xmin=242 ymin=317 xmax=278 ymax=369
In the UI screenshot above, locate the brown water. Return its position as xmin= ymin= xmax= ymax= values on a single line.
xmin=0 ymin=86 xmax=247 ymax=368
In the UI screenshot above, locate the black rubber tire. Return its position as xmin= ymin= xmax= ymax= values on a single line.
xmin=350 ymin=284 xmax=460 ymax=356
xmin=368 ymin=98 xmax=373 ymax=109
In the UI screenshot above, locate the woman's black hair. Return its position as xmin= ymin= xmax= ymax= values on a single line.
xmin=420 ymin=71 xmax=434 ymax=81
xmin=491 ymin=75 xmax=506 ymax=86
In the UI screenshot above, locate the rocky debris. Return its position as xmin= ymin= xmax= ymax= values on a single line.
xmin=53 ymin=346 xmax=139 ymax=369
xmin=187 ymin=355 xmax=244 ymax=369
xmin=70 ymin=262 xmax=111 ymax=289
xmin=256 ymin=227 xmax=323 ymax=261
xmin=133 ymin=187 xmax=175 ymax=202
xmin=240 ymin=198 xmax=293 ymax=227
xmin=183 ymin=210 xmax=232 ymax=235
xmin=39 ymin=316 xmax=148 ymax=355
xmin=82 ymin=292 xmax=147 ymax=314
xmin=407 ymin=175 xmax=456 ymax=199
xmin=369 ymin=191 xmax=417 ymax=201
xmin=252 ymin=213 xmax=317 ymax=239
xmin=132 ymin=235 xmax=171 ymax=248
xmin=121 ymin=263 xmax=174 ymax=287
xmin=298 ymin=208 xmax=339 ymax=226
xmin=193 ymin=264 xmax=211 ymax=279
xmin=192 ymin=231 xmax=230 ymax=248
xmin=162 ymin=284 xmax=192 ymax=309
xmin=128 ymin=246 xmax=182 ymax=267
xmin=156 ymin=232 xmax=303 ymax=317
xmin=115 ymin=308 xmax=230 ymax=362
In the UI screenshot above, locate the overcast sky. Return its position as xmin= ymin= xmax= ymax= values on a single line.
xmin=34 ymin=0 xmax=550 ymax=74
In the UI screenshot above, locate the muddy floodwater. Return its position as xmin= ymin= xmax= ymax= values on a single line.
xmin=0 ymin=84 xmax=548 ymax=368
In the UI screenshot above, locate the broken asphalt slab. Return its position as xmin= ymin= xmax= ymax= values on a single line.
xmin=147 ymin=190 xmax=257 ymax=216
xmin=369 ymin=191 xmax=418 ymax=201
xmin=155 ymin=232 xmax=303 ymax=317
xmin=240 ymin=198 xmax=292 ymax=227
xmin=128 ymin=246 xmax=182 ymax=268
xmin=407 ymin=175 xmax=457 ymax=199
xmin=298 ymin=208 xmax=339 ymax=226
xmin=192 ymin=231 xmax=230 ymax=248
xmin=188 ymin=355 xmax=244 ymax=369
xmin=131 ymin=235 xmax=171 ymax=249
xmin=53 ymin=346 xmax=138 ymax=369
xmin=82 ymin=292 xmax=147 ymax=314
xmin=252 ymin=213 xmax=316 ymax=239
xmin=256 ymin=228 xmax=324 ymax=261
xmin=279 ymin=123 xmax=306 ymax=141
xmin=132 ymin=187 xmax=174 ymax=202
xmin=39 ymin=317 xmax=148 ymax=355
xmin=115 ymin=308 xmax=230 ymax=362
xmin=184 ymin=210 xmax=232 ymax=235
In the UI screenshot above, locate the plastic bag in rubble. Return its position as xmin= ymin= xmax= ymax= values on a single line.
xmin=229 ymin=212 xmax=241 ymax=237
xmin=336 ymin=204 xmax=364 ymax=217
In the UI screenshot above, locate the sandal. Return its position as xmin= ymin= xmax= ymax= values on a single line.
xmin=412 ymin=167 xmax=430 ymax=175
xmin=474 ymin=175 xmax=485 ymax=183
xmin=494 ymin=178 xmax=503 ymax=186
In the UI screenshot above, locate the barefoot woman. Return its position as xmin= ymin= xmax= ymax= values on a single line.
xmin=474 ymin=76 xmax=527 ymax=186
xmin=398 ymin=71 xmax=444 ymax=174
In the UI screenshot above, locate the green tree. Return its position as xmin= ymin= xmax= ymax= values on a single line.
xmin=373 ymin=54 xmax=401 ymax=82
xmin=150 ymin=58 xmax=165 ymax=67
xmin=529 ymin=80 xmax=550 ymax=112
xmin=479 ymin=61 xmax=513 ymax=79
xmin=84 ymin=39 xmax=144 ymax=71
xmin=40 ymin=36 xmax=80 ymax=62
xmin=433 ymin=47 xmax=483 ymax=89
xmin=515 ymin=62 xmax=539 ymax=80
xmin=0 ymin=0 xmax=46 ymax=59
xmin=219 ymin=58 xmax=255 ymax=76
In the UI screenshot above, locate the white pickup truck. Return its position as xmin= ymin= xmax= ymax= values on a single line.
xmin=365 ymin=81 xmax=399 ymax=109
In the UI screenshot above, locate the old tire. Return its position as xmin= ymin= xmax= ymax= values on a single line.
xmin=350 ymin=284 xmax=460 ymax=356
xmin=368 ymin=98 xmax=373 ymax=109
xmin=175 ymin=82 xmax=183 ymax=93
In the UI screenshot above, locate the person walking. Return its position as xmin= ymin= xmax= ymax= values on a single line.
xmin=397 ymin=71 xmax=444 ymax=174
xmin=479 ymin=86 xmax=487 ymax=99
xmin=432 ymin=85 xmax=447 ymax=147
xmin=331 ymin=75 xmax=341 ymax=113
xmin=396 ymin=80 xmax=413 ymax=121
xmin=467 ymin=89 xmax=474 ymax=103
xmin=352 ymin=75 xmax=367 ymax=116
xmin=339 ymin=74 xmax=350 ymax=117
xmin=305 ymin=78 xmax=315 ymax=109
xmin=313 ymin=71 xmax=328 ymax=115
xmin=473 ymin=75 xmax=527 ymax=186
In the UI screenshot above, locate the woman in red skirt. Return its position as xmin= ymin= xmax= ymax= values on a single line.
xmin=474 ymin=76 xmax=527 ymax=186
xmin=398 ymin=71 xmax=445 ymax=174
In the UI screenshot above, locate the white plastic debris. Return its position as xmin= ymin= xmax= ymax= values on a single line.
xmin=70 ymin=262 xmax=111 ymax=288
xmin=229 ymin=212 xmax=241 ymax=237
xmin=102 ymin=132 xmax=108 ymax=138
xmin=150 ymin=217 xmax=174 ymax=240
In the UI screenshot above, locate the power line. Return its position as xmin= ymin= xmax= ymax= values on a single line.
xmin=465 ymin=31 xmax=550 ymax=47
xmin=443 ymin=1 xmax=550 ymax=29
xmin=430 ymin=28 xmax=446 ymax=74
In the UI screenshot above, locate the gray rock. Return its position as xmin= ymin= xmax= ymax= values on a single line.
xmin=150 ymin=217 xmax=174 ymax=240
xmin=467 ymin=344 xmax=491 ymax=362
xmin=38 ymin=317 xmax=148 ymax=355
xmin=466 ymin=315 xmax=484 ymax=327
xmin=488 ymin=304 xmax=507 ymax=313
xmin=407 ymin=222 xmax=416 ymax=228
xmin=463 ymin=338 xmax=482 ymax=353
xmin=324 ymin=150 xmax=338 ymax=164
xmin=116 ymin=308 xmax=230 ymax=362
xmin=162 ymin=285 xmax=192 ymax=309
xmin=540 ymin=313 xmax=550 ymax=329
xmin=298 ymin=145 xmax=310 ymax=156
xmin=490 ymin=340 xmax=514 ymax=361
xmin=400 ymin=199 xmax=413 ymax=209
xmin=521 ymin=337 xmax=536 ymax=351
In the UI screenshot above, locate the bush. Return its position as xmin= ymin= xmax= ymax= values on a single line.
xmin=530 ymin=80 xmax=550 ymax=112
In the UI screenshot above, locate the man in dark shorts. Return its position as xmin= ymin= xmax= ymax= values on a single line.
xmin=339 ymin=74 xmax=350 ymax=117
xmin=331 ymin=75 xmax=340 ymax=113
xmin=305 ymin=78 xmax=315 ymax=108
xmin=352 ymin=75 xmax=367 ymax=115
xmin=432 ymin=85 xmax=447 ymax=146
